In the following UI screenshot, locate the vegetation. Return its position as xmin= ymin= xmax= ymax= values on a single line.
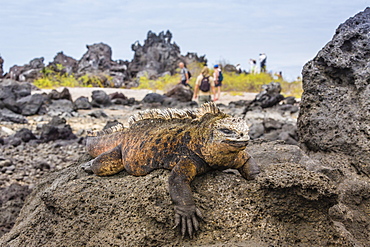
xmin=33 ymin=62 xmax=303 ymax=98
xmin=33 ymin=65 xmax=110 ymax=88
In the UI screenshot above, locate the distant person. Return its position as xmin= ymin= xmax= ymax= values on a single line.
xmin=178 ymin=62 xmax=190 ymax=86
xmin=213 ymin=64 xmax=223 ymax=101
xmin=236 ymin=64 xmax=242 ymax=74
xmin=249 ymin=59 xmax=257 ymax=74
xmin=259 ymin=53 xmax=267 ymax=73
xmin=193 ymin=66 xmax=216 ymax=105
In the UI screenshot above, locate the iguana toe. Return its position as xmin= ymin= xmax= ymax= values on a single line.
xmin=81 ymin=160 xmax=94 ymax=174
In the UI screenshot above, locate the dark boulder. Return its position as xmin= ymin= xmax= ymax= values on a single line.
xmin=73 ymin=96 xmax=92 ymax=110
xmin=164 ymin=83 xmax=193 ymax=102
xmin=0 ymin=109 xmax=28 ymax=124
xmin=16 ymin=94 xmax=44 ymax=116
xmin=142 ymin=93 xmax=166 ymax=104
xmin=91 ymin=90 xmax=111 ymax=107
xmin=40 ymin=116 xmax=77 ymax=142
xmin=47 ymin=99 xmax=75 ymax=116
xmin=88 ymin=110 xmax=108 ymax=118
xmin=298 ymin=7 xmax=370 ymax=176
xmin=243 ymin=82 xmax=285 ymax=113
xmin=13 ymin=128 xmax=37 ymax=143
xmin=109 ymin=92 xmax=127 ymax=100
xmin=48 ymin=87 xmax=72 ymax=101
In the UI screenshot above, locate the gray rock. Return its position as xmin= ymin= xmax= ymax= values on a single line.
xmin=91 ymin=90 xmax=111 ymax=107
xmin=73 ymin=96 xmax=92 ymax=110
xmin=0 ymin=145 xmax=352 ymax=246
xmin=298 ymin=7 xmax=370 ymax=176
xmin=16 ymin=94 xmax=44 ymax=116
xmin=164 ymin=83 xmax=193 ymax=102
xmin=47 ymin=99 xmax=75 ymax=116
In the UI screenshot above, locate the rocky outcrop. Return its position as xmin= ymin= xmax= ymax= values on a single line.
xmin=7 ymin=57 xmax=44 ymax=82
xmin=298 ymin=7 xmax=370 ymax=176
xmin=76 ymin=43 xmax=129 ymax=88
xmin=48 ymin=52 xmax=78 ymax=75
xmin=128 ymin=30 xmax=206 ymax=79
xmin=0 ymin=141 xmax=356 ymax=247
xmin=297 ymin=8 xmax=370 ymax=245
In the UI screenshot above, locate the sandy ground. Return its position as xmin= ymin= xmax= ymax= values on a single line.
xmin=35 ymin=87 xmax=257 ymax=105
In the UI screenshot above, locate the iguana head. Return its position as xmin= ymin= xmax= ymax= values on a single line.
xmin=201 ymin=116 xmax=250 ymax=166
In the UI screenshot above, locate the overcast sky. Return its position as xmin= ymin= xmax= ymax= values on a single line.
xmin=0 ymin=0 xmax=368 ymax=81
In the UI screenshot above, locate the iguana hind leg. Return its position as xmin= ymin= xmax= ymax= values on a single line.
xmin=83 ymin=144 xmax=125 ymax=176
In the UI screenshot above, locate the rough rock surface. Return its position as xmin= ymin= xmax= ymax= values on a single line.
xmin=0 ymin=184 xmax=32 ymax=237
xmin=0 ymin=141 xmax=354 ymax=247
xmin=298 ymin=7 xmax=370 ymax=176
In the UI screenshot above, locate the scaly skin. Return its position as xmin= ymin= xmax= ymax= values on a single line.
xmin=82 ymin=103 xmax=260 ymax=237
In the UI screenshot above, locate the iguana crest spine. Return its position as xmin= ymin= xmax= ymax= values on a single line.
xmin=128 ymin=102 xmax=225 ymax=126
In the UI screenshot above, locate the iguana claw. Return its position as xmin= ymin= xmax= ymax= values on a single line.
xmin=173 ymin=205 xmax=203 ymax=238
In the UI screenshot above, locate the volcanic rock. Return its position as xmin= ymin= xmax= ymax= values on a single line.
xmin=0 ymin=109 xmax=28 ymax=124
xmin=128 ymin=30 xmax=206 ymax=79
xmin=48 ymin=52 xmax=78 ymax=74
xmin=90 ymin=90 xmax=111 ymax=107
xmin=73 ymin=96 xmax=92 ymax=110
xmin=164 ymin=83 xmax=193 ymax=102
xmin=0 ymin=183 xmax=32 ymax=238
xmin=298 ymin=7 xmax=370 ymax=176
xmin=7 ymin=57 xmax=44 ymax=82
xmin=39 ymin=116 xmax=77 ymax=142
xmin=16 ymin=94 xmax=44 ymax=116
xmin=0 ymin=141 xmax=354 ymax=246
xmin=47 ymin=87 xmax=72 ymax=101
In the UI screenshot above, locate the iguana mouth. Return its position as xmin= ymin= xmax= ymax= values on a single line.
xmin=222 ymin=139 xmax=249 ymax=148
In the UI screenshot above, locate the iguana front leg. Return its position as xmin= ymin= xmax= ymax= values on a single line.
xmin=237 ymin=151 xmax=260 ymax=180
xmin=168 ymin=159 xmax=208 ymax=237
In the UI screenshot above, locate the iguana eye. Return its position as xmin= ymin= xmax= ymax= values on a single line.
xmin=219 ymin=128 xmax=234 ymax=134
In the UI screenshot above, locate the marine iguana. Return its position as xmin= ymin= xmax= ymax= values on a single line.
xmin=82 ymin=102 xmax=260 ymax=237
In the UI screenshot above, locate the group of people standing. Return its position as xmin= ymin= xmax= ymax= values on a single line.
xmin=249 ymin=53 xmax=267 ymax=74
xmin=178 ymin=53 xmax=267 ymax=104
xmin=178 ymin=62 xmax=222 ymax=104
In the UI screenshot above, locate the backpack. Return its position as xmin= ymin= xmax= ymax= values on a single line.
xmin=218 ymin=70 xmax=223 ymax=82
xmin=199 ymin=76 xmax=210 ymax=92
xmin=187 ymin=70 xmax=192 ymax=79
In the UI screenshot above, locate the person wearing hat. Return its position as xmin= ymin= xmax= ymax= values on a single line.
xmin=213 ymin=64 xmax=222 ymax=101
xmin=193 ymin=66 xmax=216 ymax=105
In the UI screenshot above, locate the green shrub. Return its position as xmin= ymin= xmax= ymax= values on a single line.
xmin=33 ymin=64 xmax=110 ymax=89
